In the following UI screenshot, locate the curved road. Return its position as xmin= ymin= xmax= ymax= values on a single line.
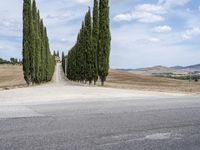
xmin=0 ymin=64 xmax=200 ymax=150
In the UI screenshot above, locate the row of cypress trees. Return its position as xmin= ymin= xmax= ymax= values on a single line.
xmin=23 ymin=0 xmax=55 ymax=85
xmin=66 ymin=0 xmax=111 ymax=86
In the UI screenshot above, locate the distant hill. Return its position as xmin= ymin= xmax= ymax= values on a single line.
xmin=170 ymin=66 xmax=184 ymax=70
xmin=118 ymin=64 xmax=200 ymax=75
xmin=176 ymin=64 xmax=200 ymax=72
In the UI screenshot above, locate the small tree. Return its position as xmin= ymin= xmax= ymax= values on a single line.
xmin=62 ymin=51 xmax=65 ymax=73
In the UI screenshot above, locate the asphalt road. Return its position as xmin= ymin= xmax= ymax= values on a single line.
xmin=0 ymin=96 xmax=200 ymax=150
xmin=0 ymin=64 xmax=200 ymax=150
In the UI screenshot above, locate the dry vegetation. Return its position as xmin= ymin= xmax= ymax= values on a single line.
xmin=1 ymin=65 xmax=200 ymax=94
xmin=0 ymin=65 xmax=26 ymax=90
xmin=106 ymin=69 xmax=200 ymax=94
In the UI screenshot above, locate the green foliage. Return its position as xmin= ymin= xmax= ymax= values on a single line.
xmin=92 ymin=0 xmax=99 ymax=84
xmin=23 ymin=0 xmax=32 ymax=84
xmin=22 ymin=0 xmax=55 ymax=85
xmin=67 ymin=46 xmax=77 ymax=81
xmin=0 ymin=58 xmax=10 ymax=64
xmin=31 ymin=0 xmax=37 ymax=83
xmin=57 ymin=51 xmax=60 ymax=58
xmin=62 ymin=51 xmax=65 ymax=73
xmin=85 ymin=9 xmax=93 ymax=84
xmin=77 ymin=23 xmax=86 ymax=81
xmin=10 ymin=58 xmax=20 ymax=65
xmin=0 ymin=58 xmax=21 ymax=65
xmin=98 ymin=0 xmax=111 ymax=85
xmin=153 ymin=73 xmax=200 ymax=82
xmin=66 ymin=0 xmax=111 ymax=86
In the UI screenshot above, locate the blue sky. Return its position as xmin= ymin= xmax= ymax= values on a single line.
xmin=0 ymin=0 xmax=200 ymax=68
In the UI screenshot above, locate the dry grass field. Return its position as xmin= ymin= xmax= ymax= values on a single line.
xmin=1 ymin=64 xmax=200 ymax=94
xmin=0 ymin=65 xmax=26 ymax=90
xmin=106 ymin=69 xmax=200 ymax=94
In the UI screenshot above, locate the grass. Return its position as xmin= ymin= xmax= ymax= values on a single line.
xmin=0 ymin=64 xmax=26 ymax=90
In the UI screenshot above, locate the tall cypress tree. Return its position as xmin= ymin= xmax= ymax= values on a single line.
xmin=79 ymin=22 xmax=86 ymax=82
xmin=92 ymin=0 xmax=99 ymax=84
xmin=44 ymin=27 xmax=49 ymax=81
xmin=66 ymin=0 xmax=111 ymax=85
xmin=40 ymin=19 xmax=45 ymax=82
xmin=23 ymin=0 xmax=32 ymax=85
xmin=53 ymin=51 xmax=56 ymax=57
xmin=98 ymin=0 xmax=111 ymax=86
xmin=85 ymin=8 xmax=93 ymax=84
xmin=57 ymin=51 xmax=59 ymax=57
xmin=62 ymin=51 xmax=65 ymax=73
xmin=23 ymin=0 xmax=55 ymax=84
xmin=75 ymin=33 xmax=81 ymax=81
xmin=35 ymin=10 xmax=41 ymax=83
xmin=31 ymin=0 xmax=37 ymax=83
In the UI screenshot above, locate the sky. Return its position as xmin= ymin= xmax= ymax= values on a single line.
xmin=0 ymin=0 xmax=200 ymax=69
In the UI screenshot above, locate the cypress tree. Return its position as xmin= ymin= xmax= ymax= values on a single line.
xmin=76 ymin=33 xmax=81 ymax=81
xmin=35 ymin=10 xmax=41 ymax=83
xmin=98 ymin=0 xmax=111 ymax=86
xmin=62 ymin=51 xmax=65 ymax=73
xmin=57 ymin=51 xmax=59 ymax=57
xmin=23 ymin=0 xmax=32 ymax=85
xmin=66 ymin=0 xmax=111 ymax=85
xmin=85 ymin=9 xmax=93 ymax=84
xmin=92 ymin=0 xmax=99 ymax=85
xmin=39 ymin=19 xmax=45 ymax=82
xmin=44 ymin=27 xmax=50 ymax=81
xmin=31 ymin=0 xmax=37 ymax=83
xmin=80 ymin=22 xmax=86 ymax=82
xmin=77 ymin=22 xmax=86 ymax=82
xmin=23 ymin=0 xmax=55 ymax=84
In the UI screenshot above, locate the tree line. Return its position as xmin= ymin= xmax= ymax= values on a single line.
xmin=23 ymin=0 xmax=55 ymax=85
xmin=53 ymin=50 xmax=60 ymax=58
xmin=0 ymin=58 xmax=22 ymax=65
xmin=64 ymin=0 xmax=111 ymax=86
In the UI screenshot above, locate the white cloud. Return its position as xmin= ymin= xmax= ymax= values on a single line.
xmin=0 ymin=45 xmax=3 ymax=50
xmin=46 ymin=12 xmax=72 ymax=20
xmin=158 ymin=0 xmax=191 ymax=8
xmin=153 ymin=25 xmax=172 ymax=33
xmin=60 ymin=38 xmax=68 ymax=42
xmin=114 ymin=14 xmax=132 ymax=21
xmin=75 ymin=0 xmax=90 ymax=4
xmin=135 ymin=4 xmax=166 ymax=14
xmin=114 ymin=4 xmax=165 ymax=23
xmin=182 ymin=27 xmax=200 ymax=40
xmin=111 ymin=22 xmax=199 ymax=68
xmin=148 ymin=37 xmax=160 ymax=43
xmin=0 ymin=0 xmax=199 ymax=68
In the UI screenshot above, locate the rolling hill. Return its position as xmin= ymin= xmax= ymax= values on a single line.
xmin=118 ymin=64 xmax=200 ymax=75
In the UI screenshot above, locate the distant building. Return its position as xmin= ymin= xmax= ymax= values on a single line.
xmin=55 ymin=56 xmax=60 ymax=63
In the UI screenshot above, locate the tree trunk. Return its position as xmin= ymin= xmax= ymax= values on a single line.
xmin=101 ymin=80 xmax=104 ymax=86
